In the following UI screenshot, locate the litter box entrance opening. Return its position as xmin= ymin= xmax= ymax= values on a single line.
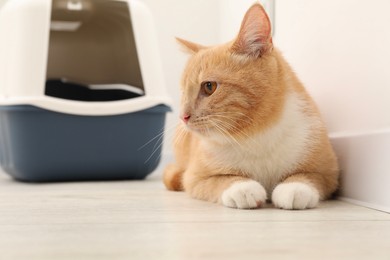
xmin=45 ymin=80 xmax=143 ymax=102
xmin=45 ymin=0 xmax=144 ymax=101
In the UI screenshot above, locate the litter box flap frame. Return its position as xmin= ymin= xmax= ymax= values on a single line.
xmin=0 ymin=0 xmax=171 ymax=116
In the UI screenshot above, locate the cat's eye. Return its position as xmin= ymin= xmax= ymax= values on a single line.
xmin=201 ymin=81 xmax=218 ymax=96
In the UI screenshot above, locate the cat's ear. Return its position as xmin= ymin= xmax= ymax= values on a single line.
xmin=176 ymin=37 xmax=205 ymax=54
xmin=231 ymin=4 xmax=272 ymax=58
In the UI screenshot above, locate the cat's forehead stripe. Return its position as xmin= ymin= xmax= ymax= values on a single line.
xmin=183 ymin=48 xmax=232 ymax=86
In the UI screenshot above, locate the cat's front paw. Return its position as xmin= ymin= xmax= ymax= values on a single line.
xmin=272 ymin=182 xmax=320 ymax=210
xmin=221 ymin=180 xmax=267 ymax=209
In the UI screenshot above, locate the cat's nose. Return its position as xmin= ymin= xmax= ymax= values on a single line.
xmin=182 ymin=113 xmax=191 ymax=124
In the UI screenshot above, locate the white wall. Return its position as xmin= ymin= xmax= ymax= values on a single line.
xmin=0 ymin=0 xmax=7 ymax=9
xmin=274 ymin=0 xmax=390 ymax=135
xmin=219 ymin=0 xmax=274 ymax=42
xmin=218 ymin=0 xmax=254 ymax=42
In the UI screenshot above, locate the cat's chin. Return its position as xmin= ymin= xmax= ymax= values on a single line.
xmin=185 ymin=124 xmax=215 ymax=137
xmin=187 ymin=126 xmax=231 ymax=143
xmin=186 ymin=126 xmax=208 ymax=135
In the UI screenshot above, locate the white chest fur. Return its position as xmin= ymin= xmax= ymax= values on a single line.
xmin=203 ymin=92 xmax=320 ymax=193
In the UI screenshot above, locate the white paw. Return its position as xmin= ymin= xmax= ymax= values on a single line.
xmin=272 ymin=182 xmax=320 ymax=210
xmin=221 ymin=180 xmax=267 ymax=209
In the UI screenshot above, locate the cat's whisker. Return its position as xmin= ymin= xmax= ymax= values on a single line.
xmin=152 ymin=130 xmax=166 ymax=153
xmin=211 ymin=114 xmax=254 ymax=129
xmin=209 ymin=121 xmax=237 ymax=149
xmin=144 ymin=128 xmax=176 ymax=164
xmin=217 ymin=126 xmax=244 ymax=150
xmin=214 ymin=111 xmax=254 ymax=123
xmin=210 ymin=119 xmax=244 ymax=151
xmin=211 ymin=114 xmax=250 ymax=128
xmin=144 ymin=140 xmax=165 ymax=164
xmin=138 ymin=129 xmax=164 ymax=151
xmin=213 ymin=116 xmax=254 ymax=130
xmin=211 ymin=115 xmax=259 ymax=147
xmin=174 ymin=126 xmax=188 ymax=147
xmin=154 ymin=128 xmax=179 ymax=164
xmin=138 ymin=123 xmax=177 ymax=151
xmin=205 ymin=125 xmax=212 ymax=138
xmin=142 ymin=123 xmax=179 ymax=164
xmin=216 ymin=118 xmax=258 ymax=145
xmin=211 ymin=117 xmax=247 ymax=140
xmin=212 ymin=118 xmax=259 ymax=152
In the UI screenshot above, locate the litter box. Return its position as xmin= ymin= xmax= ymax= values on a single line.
xmin=0 ymin=0 xmax=171 ymax=182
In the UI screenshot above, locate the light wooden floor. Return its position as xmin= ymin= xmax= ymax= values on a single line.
xmin=0 ymin=171 xmax=390 ymax=260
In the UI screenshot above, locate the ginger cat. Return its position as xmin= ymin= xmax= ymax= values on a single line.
xmin=163 ymin=3 xmax=339 ymax=209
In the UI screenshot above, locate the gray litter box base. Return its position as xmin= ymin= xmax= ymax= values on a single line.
xmin=0 ymin=105 xmax=170 ymax=182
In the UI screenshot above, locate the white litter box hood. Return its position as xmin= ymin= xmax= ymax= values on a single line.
xmin=0 ymin=0 xmax=171 ymax=116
